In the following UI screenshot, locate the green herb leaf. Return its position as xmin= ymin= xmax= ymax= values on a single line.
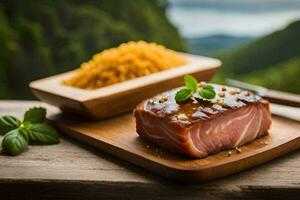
xmin=175 ymin=88 xmax=193 ymax=102
xmin=198 ymin=85 xmax=216 ymax=100
xmin=1 ymin=128 xmax=28 ymax=156
xmin=184 ymin=74 xmax=198 ymax=92
xmin=0 ymin=107 xmax=59 ymax=156
xmin=28 ymin=123 xmax=59 ymax=144
xmin=24 ymin=107 xmax=46 ymax=124
xmin=0 ymin=116 xmax=21 ymax=135
xmin=203 ymin=84 xmax=214 ymax=90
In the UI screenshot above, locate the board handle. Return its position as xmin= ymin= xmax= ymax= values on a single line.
xmin=265 ymin=90 xmax=300 ymax=107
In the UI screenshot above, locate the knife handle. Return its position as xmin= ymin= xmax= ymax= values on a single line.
xmin=264 ymin=90 xmax=300 ymax=107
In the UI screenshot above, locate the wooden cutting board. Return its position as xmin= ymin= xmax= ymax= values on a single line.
xmin=51 ymin=113 xmax=300 ymax=183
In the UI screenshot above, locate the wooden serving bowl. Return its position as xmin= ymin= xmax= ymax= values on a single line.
xmin=30 ymin=54 xmax=221 ymax=119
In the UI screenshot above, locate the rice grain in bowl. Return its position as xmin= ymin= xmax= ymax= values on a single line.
xmin=62 ymin=41 xmax=187 ymax=89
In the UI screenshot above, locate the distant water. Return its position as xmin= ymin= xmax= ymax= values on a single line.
xmin=167 ymin=1 xmax=300 ymax=38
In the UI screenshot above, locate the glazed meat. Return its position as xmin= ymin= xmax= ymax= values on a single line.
xmin=134 ymin=84 xmax=272 ymax=158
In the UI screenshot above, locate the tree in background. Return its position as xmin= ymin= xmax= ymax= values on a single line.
xmin=0 ymin=0 xmax=185 ymax=99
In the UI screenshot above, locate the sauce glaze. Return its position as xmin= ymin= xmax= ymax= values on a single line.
xmin=145 ymin=84 xmax=267 ymax=127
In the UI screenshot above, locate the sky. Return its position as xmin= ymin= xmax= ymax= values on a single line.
xmin=167 ymin=0 xmax=300 ymax=38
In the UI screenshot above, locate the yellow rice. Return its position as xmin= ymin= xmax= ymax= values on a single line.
xmin=62 ymin=41 xmax=187 ymax=89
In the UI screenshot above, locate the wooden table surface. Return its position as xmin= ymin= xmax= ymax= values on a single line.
xmin=0 ymin=100 xmax=299 ymax=200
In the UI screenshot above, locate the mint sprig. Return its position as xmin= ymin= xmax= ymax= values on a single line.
xmin=184 ymin=74 xmax=198 ymax=93
xmin=0 ymin=116 xmax=21 ymax=135
xmin=28 ymin=123 xmax=59 ymax=144
xmin=175 ymin=88 xmax=193 ymax=102
xmin=197 ymin=85 xmax=217 ymax=100
xmin=2 ymin=128 xmax=28 ymax=156
xmin=0 ymin=107 xmax=59 ymax=156
xmin=175 ymin=74 xmax=216 ymax=102
xmin=24 ymin=107 xmax=46 ymax=124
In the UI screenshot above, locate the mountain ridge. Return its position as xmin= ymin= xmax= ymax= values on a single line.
xmin=219 ymin=20 xmax=300 ymax=74
xmin=186 ymin=34 xmax=253 ymax=56
xmin=215 ymin=20 xmax=300 ymax=93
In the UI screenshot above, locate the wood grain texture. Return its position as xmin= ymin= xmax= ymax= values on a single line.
xmin=30 ymin=54 xmax=220 ymax=119
xmin=0 ymin=101 xmax=300 ymax=200
xmin=52 ymin=109 xmax=300 ymax=183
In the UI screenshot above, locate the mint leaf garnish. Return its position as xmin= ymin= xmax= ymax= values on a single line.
xmin=198 ymin=85 xmax=216 ymax=100
xmin=0 ymin=116 xmax=21 ymax=135
xmin=175 ymin=88 xmax=193 ymax=102
xmin=28 ymin=123 xmax=59 ymax=144
xmin=0 ymin=107 xmax=59 ymax=156
xmin=175 ymin=75 xmax=216 ymax=102
xmin=24 ymin=107 xmax=46 ymax=124
xmin=1 ymin=128 xmax=28 ymax=156
xmin=184 ymin=74 xmax=198 ymax=92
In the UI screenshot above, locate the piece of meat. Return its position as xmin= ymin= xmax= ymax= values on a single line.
xmin=134 ymin=84 xmax=272 ymax=158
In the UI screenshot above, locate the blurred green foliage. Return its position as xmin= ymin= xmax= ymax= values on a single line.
xmin=240 ymin=57 xmax=300 ymax=94
xmin=215 ymin=20 xmax=300 ymax=93
xmin=0 ymin=0 xmax=185 ymax=99
xmin=219 ymin=20 xmax=300 ymax=74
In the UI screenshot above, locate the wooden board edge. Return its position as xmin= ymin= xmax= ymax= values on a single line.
xmin=54 ymin=118 xmax=300 ymax=183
